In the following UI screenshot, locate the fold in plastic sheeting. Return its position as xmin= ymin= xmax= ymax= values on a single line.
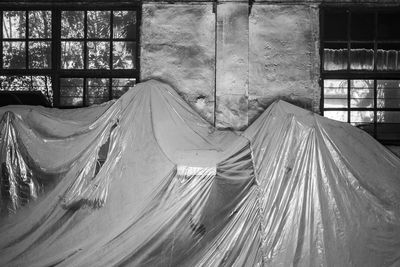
xmin=0 ymin=80 xmax=400 ymax=267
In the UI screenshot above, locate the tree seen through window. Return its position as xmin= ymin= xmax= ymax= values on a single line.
xmin=0 ymin=5 xmax=139 ymax=107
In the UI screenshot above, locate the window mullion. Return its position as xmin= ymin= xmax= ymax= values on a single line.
xmin=25 ymin=11 xmax=29 ymax=70
xmin=83 ymin=11 xmax=88 ymax=106
xmin=348 ymin=79 xmax=351 ymax=123
xmin=347 ymin=10 xmax=351 ymax=123
xmin=373 ymin=12 xmax=378 ymax=139
xmin=0 ymin=11 xmax=3 ymax=70
xmin=52 ymin=9 xmax=61 ymax=107
xmin=109 ymin=11 xmax=113 ymax=100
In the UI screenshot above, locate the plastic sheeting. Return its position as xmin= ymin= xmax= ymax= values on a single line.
xmin=0 ymin=80 xmax=400 ymax=267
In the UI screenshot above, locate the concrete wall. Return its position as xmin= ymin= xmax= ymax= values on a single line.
xmin=141 ymin=4 xmax=216 ymax=123
xmin=141 ymin=2 xmax=321 ymax=129
xmin=249 ymin=4 xmax=320 ymax=123
xmin=215 ymin=2 xmax=249 ymax=129
xmin=140 ymin=1 xmax=400 ymax=131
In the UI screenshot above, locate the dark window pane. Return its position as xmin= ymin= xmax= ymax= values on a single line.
xmin=350 ymin=43 xmax=374 ymax=70
xmin=87 ymin=78 xmax=109 ymax=105
xmin=351 ymin=12 xmax=374 ymax=41
xmin=113 ymin=41 xmax=135 ymax=69
xmin=112 ymin=78 xmax=135 ymax=98
xmin=377 ymin=123 xmax=400 ymax=142
xmin=3 ymin=41 xmax=26 ymax=69
xmin=377 ymin=80 xmax=400 ymax=108
xmin=323 ymin=79 xmax=348 ymax=108
xmin=350 ymin=80 xmax=374 ymax=108
xmin=113 ymin=11 xmax=136 ymax=39
xmin=0 ymin=75 xmax=53 ymax=104
xmin=378 ymin=12 xmax=400 ymax=40
xmin=61 ymin=41 xmax=84 ymax=69
xmin=60 ymin=78 xmax=83 ymax=106
xmin=377 ymin=44 xmax=400 ymax=71
xmin=324 ymin=111 xmax=347 ymax=122
xmin=323 ymin=43 xmax=348 ymax=71
xmin=29 ymin=11 xmax=51 ymax=38
xmin=29 ymin=41 xmax=51 ymax=69
xmin=2 ymin=11 xmax=26 ymax=39
xmin=356 ymin=123 xmax=374 ymax=136
xmin=377 ymin=111 xmax=400 ymax=123
xmin=323 ymin=10 xmax=348 ymax=41
xmin=61 ymin=11 xmax=84 ymax=39
xmin=88 ymin=11 xmax=110 ymax=38
xmin=87 ymin=41 xmax=110 ymax=69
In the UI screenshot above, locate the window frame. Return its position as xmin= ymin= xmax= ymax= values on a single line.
xmin=320 ymin=6 xmax=400 ymax=145
xmin=0 ymin=2 xmax=141 ymax=108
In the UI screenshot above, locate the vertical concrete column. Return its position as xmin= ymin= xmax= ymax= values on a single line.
xmin=215 ymin=0 xmax=249 ymax=130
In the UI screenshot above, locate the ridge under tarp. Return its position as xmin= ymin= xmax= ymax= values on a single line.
xmin=0 ymin=80 xmax=399 ymax=266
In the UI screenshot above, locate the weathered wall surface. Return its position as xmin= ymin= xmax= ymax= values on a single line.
xmin=141 ymin=4 xmax=215 ymax=123
xmin=249 ymin=4 xmax=320 ymax=123
xmin=141 ymin=2 xmax=321 ymax=129
xmin=215 ymin=2 xmax=249 ymax=129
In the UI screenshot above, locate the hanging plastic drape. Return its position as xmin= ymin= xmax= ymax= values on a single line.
xmin=0 ymin=80 xmax=400 ymax=267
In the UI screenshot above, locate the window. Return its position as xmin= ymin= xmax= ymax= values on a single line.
xmin=321 ymin=8 xmax=400 ymax=145
xmin=0 ymin=4 xmax=140 ymax=107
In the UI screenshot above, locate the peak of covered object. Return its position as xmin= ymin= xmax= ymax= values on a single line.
xmin=0 ymin=79 xmax=399 ymax=267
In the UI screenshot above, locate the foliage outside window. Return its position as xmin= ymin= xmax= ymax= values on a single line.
xmin=0 ymin=5 xmax=139 ymax=107
xmin=321 ymin=8 xmax=400 ymax=145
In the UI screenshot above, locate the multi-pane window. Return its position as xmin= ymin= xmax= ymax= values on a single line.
xmin=0 ymin=5 xmax=140 ymax=107
xmin=321 ymin=8 xmax=400 ymax=144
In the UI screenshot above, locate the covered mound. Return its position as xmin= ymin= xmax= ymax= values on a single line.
xmin=0 ymin=80 xmax=399 ymax=267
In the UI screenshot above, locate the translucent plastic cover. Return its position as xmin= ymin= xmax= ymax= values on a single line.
xmin=0 ymin=80 xmax=399 ymax=266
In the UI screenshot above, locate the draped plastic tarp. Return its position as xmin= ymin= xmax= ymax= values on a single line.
xmin=0 ymin=80 xmax=400 ymax=267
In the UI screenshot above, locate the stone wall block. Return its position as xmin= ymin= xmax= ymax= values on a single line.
xmin=249 ymin=4 xmax=320 ymax=123
xmin=216 ymin=94 xmax=249 ymax=130
xmin=215 ymin=2 xmax=249 ymax=129
xmin=141 ymin=4 xmax=216 ymax=124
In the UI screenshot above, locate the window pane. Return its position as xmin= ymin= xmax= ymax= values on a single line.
xmin=87 ymin=41 xmax=110 ymax=69
xmin=350 ymin=43 xmax=374 ymax=70
xmin=3 ymin=41 xmax=26 ymax=69
xmin=377 ymin=44 xmax=400 ymax=71
xmin=378 ymin=12 xmax=400 ymax=40
xmin=112 ymin=78 xmax=135 ymax=98
xmin=113 ymin=11 xmax=136 ymax=39
xmin=0 ymin=75 xmax=53 ymax=104
xmin=350 ymin=111 xmax=374 ymax=124
xmin=61 ymin=11 xmax=84 ymax=39
xmin=87 ymin=11 xmax=110 ymax=38
xmin=350 ymin=80 xmax=374 ymax=108
xmin=377 ymin=80 xmax=400 ymax=108
xmin=29 ymin=11 xmax=51 ymax=38
xmin=29 ymin=41 xmax=51 ymax=69
xmin=60 ymin=78 xmax=83 ymax=106
xmin=377 ymin=123 xmax=400 ymax=142
xmin=113 ymin=41 xmax=135 ymax=69
xmin=87 ymin=78 xmax=109 ymax=105
xmin=323 ymin=43 xmax=347 ymax=71
xmin=61 ymin=41 xmax=84 ymax=69
xmin=323 ymin=10 xmax=348 ymax=41
xmin=324 ymin=111 xmax=347 ymax=122
xmin=351 ymin=12 xmax=374 ymax=41
xmin=377 ymin=111 xmax=400 ymax=123
xmin=3 ymin=11 xmax=25 ymax=39
xmin=324 ymin=79 xmax=348 ymax=108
